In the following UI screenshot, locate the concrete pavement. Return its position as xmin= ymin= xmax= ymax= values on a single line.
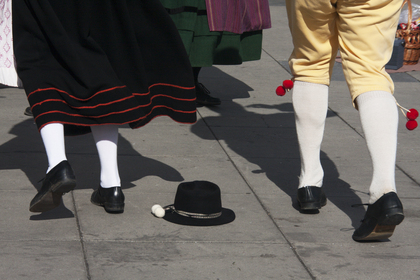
xmin=1 ymin=0 xmax=420 ymax=279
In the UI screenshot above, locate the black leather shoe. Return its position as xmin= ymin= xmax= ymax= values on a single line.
xmin=297 ymin=186 xmax=327 ymax=210
xmin=352 ymin=192 xmax=404 ymax=242
xmin=24 ymin=106 xmax=33 ymax=116
xmin=91 ymin=186 xmax=125 ymax=213
xmin=29 ymin=161 xmax=76 ymax=212
xmin=195 ymin=83 xmax=221 ymax=106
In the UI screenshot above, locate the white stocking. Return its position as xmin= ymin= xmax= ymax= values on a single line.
xmin=40 ymin=123 xmax=67 ymax=173
xmin=356 ymin=91 xmax=398 ymax=204
xmin=91 ymin=125 xmax=121 ymax=188
xmin=293 ymin=81 xmax=329 ymax=189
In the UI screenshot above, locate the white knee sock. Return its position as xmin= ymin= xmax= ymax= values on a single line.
xmin=91 ymin=125 xmax=121 ymax=188
xmin=293 ymin=81 xmax=329 ymax=188
xmin=40 ymin=123 xmax=67 ymax=173
xmin=356 ymin=91 xmax=398 ymax=204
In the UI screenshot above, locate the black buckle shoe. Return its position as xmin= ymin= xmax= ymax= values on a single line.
xmin=297 ymin=186 xmax=327 ymax=211
xmin=91 ymin=186 xmax=125 ymax=213
xmin=195 ymin=83 xmax=221 ymax=106
xmin=29 ymin=160 xmax=76 ymax=212
xmin=352 ymin=192 xmax=404 ymax=242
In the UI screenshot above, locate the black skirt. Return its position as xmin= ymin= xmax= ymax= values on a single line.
xmin=13 ymin=0 xmax=197 ymax=135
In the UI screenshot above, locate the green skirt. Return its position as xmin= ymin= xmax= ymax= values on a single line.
xmin=160 ymin=0 xmax=263 ymax=67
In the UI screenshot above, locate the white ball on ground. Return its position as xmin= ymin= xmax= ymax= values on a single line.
xmin=151 ymin=204 xmax=160 ymax=213
xmin=154 ymin=206 xmax=165 ymax=218
xmin=151 ymin=204 xmax=165 ymax=218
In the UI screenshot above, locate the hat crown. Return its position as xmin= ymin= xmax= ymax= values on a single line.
xmin=174 ymin=181 xmax=222 ymax=214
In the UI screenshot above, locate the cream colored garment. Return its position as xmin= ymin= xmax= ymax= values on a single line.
xmin=286 ymin=0 xmax=402 ymax=105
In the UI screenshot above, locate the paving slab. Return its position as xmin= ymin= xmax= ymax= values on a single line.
xmin=0 ymin=241 xmax=86 ymax=280
xmin=85 ymin=242 xmax=310 ymax=280
xmin=0 ymin=191 xmax=78 ymax=240
xmin=294 ymin=243 xmax=420 ymax=280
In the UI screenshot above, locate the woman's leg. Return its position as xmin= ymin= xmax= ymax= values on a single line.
xmin=30 ymin=123 xmax=76 ymax=212
xmin=40 ymin=123 xmax=67 ymax=173
xmin=90 ymin=125 xmax=125 ymax=213
xmin=91 ymin=125 xmax=121 ymax=188
xmin=193 ymin=67 xmax=221 ymax=106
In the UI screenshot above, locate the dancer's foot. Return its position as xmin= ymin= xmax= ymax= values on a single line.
xmin=29 ymin=161 xmax=76 ymax=212
xmin=195 ymin=83 xmax=221 ymax=106
xmin=24 ymin=106 xmax=33 ymax=116
xmin=297 ymin=186 xmax=327 ymax=211
xmin=91 ymin=186 xmax=125 ymax=213
xmin=353 ymin=192 xmax=404 ymax=242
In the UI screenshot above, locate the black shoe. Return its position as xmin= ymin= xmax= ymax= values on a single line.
xmin=195 ymin=83 xmax=221 ymax=106
xmin=352 ymin=192 xmax=404 ymax=242
xmin=91 ymin=186 xmax=125 ymax=213
xmin=297 ymin=186 xmax=327 ymax=211
xmin=24 ymin=106 xmax=33 ymax=116
xmin=29 ymin=161 xmax=76 ymax=212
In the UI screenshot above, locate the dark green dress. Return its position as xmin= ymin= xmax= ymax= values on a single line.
xmin=160 ymin=0 xmax=263 ymax=67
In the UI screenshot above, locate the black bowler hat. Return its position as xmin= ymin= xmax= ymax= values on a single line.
xmin=159 ymin=181 xmax=235 ymax=226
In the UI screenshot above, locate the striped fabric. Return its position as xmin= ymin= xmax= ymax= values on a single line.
xmin=205 ymin=0 xmax=271 ymax=34
xmin=27 ymin=84 xmax=197 ymax=134
xmin=13 ymin=0 xmax=197 ymax=136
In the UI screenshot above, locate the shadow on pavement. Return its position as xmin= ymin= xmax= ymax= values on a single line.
xmin=0 ymin=118 xmax=185 ymax=220
xmin=191 ymin=67 xmax=365 ymax=229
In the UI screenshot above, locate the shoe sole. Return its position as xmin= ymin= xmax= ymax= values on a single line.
xmin=353 ymin=209 xmax=405 ymax=241
xmin=104 ymin=202 xmax=125 ymax=214
xmin=29 ymin=179 xmax=76 ymax=213
xmin=91 ymin=197 xmax=124 ymax=214
xmin=298 ymin=200 xmax=327 ymax=211
xmin=299 ymin=202 xmax=321 ymax=210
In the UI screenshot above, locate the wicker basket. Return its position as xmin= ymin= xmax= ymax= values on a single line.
xmin=396 ymin=0 xmax=420 ymax=65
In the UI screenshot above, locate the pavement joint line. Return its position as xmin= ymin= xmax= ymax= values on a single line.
xmin=71 ymin=191 xmax=92 ymax=280
xmin=262 ymin=48 xmax=292 ymax=75
xmin=196 ymin=108 xmax=317 ymax=280
xmin=0 ymin=240 xmax=287 ymax=244
xmin=396 ymin=165 xmax=420 ymax=187
xmin=0 ymin=239 xmax=81 ymax=242
xmin=71 ymin=240 xmax=290 ymax=244
xmin=407 ymin=72 xmax=420 ymax=82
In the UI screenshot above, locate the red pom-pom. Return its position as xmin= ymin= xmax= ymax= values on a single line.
xmin=406 ymin=120 xmax=418 ymax=130
xmin=407 ymin=108 xmax=419 ymax=120
xmin=283 ymin=80 xmax=294 ymax=90
xmin=276 ymin=86 xmax=286 ymax=96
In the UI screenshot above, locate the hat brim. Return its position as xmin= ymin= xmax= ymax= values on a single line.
xmin=162 ymin=205 xmax=235 ymax=226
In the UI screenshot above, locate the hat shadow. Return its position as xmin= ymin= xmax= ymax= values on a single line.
xmin=190 ymin=66 xmax=365 ymax=229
